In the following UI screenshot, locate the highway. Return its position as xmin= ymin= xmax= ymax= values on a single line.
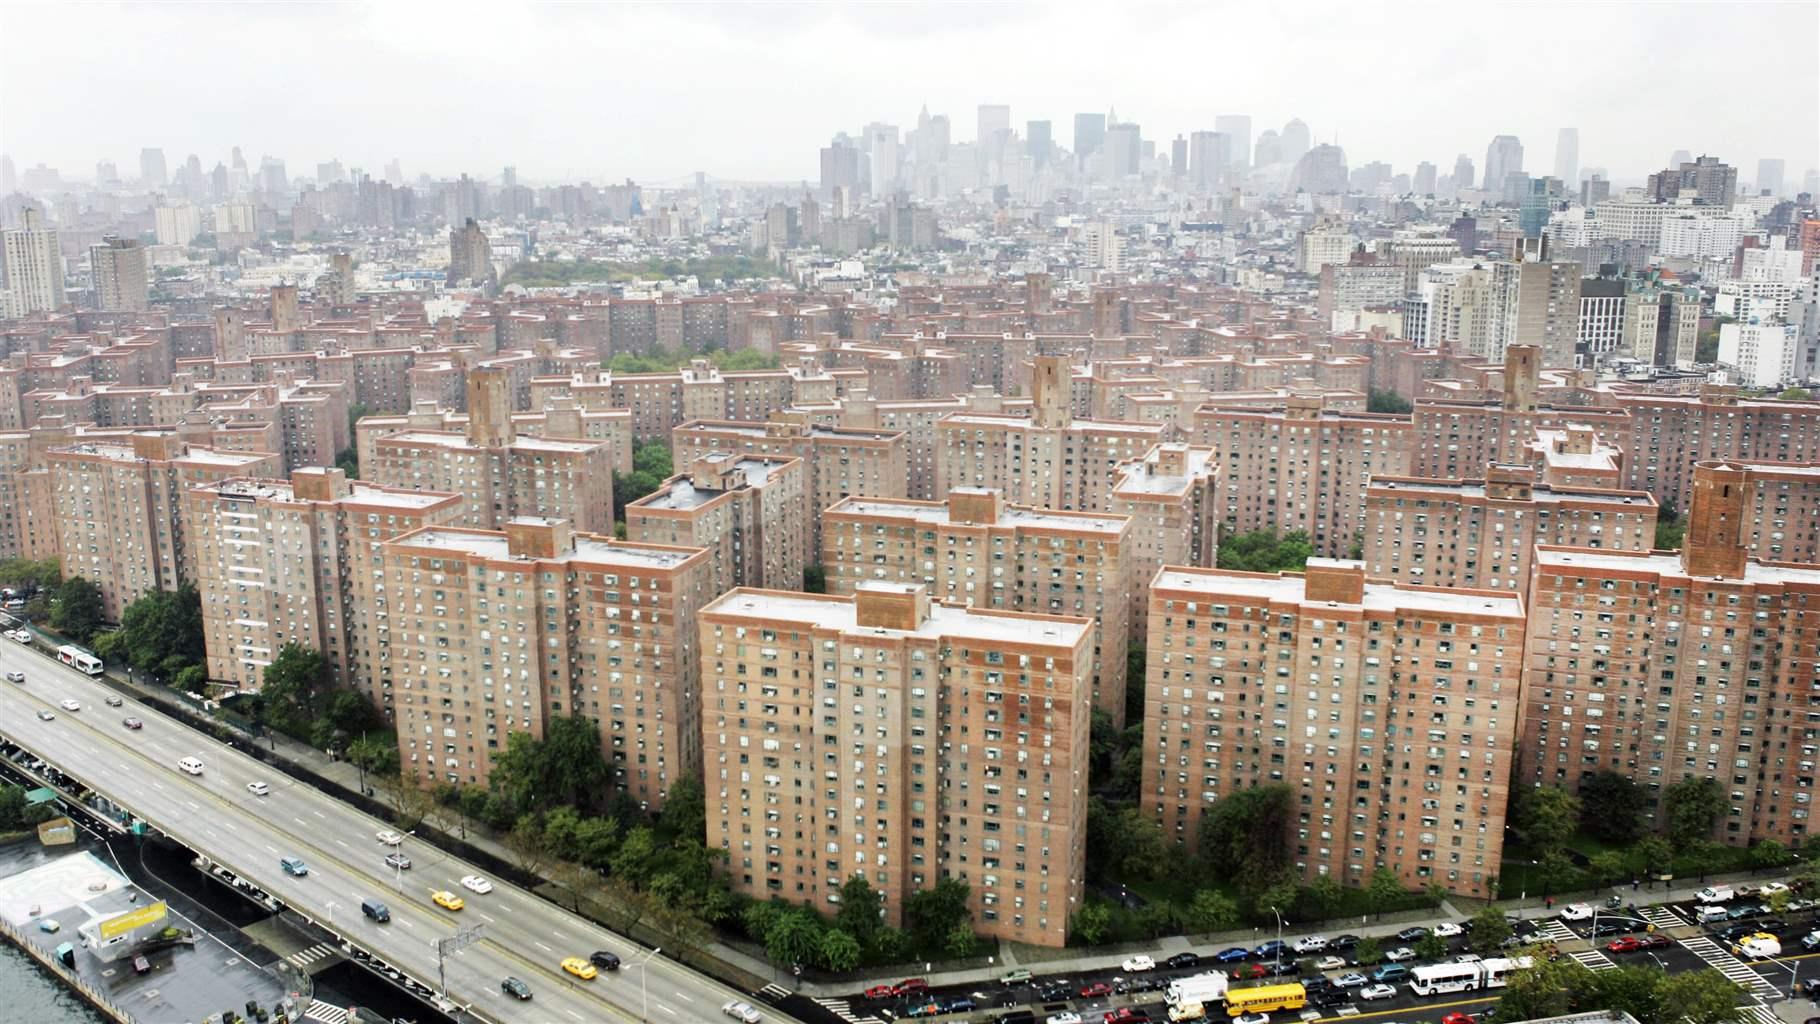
xmin=0 ymin=640 xmax=796 ymax=1024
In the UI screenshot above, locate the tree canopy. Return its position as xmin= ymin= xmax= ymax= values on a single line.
xmin=102 ymin=583 xmax=206 ymax=684
xmin=613 ymin=439 xmax=675 ymax=524
xmin=1216 ymin=531 xmax=1314 ymax=574
xmin=1662 ymin=776 xmax=1726 ymax=849
xmin=1197 ymin=784 xmax=1294 ymax=895
xmin=50 ymin=576 xmax=106 ymax=643
xmin=490 ymin=714 xmax=610 ymax=813
xmin=1367 ymin=389 xmax=1413 ymax=414
xmin=1579 ymin=771 xmax=1650 ymax=843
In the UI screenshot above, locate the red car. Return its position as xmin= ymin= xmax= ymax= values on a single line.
xmin=864 ymin=984 xmax=895 ymax=1000
xmin=1231 ymin=963 xmax=1268 ymax=980
xmin=1442 ymin=1014 xmax=1477 ymax=1024
xmin=1105 ymin=1010 xmax=1151 ymax=1023
xmin=1079 ymin=981 xmax=1113 ymax=998
xmin=891 ymin=979 xmax=928 ymax=997
xmin=1606 ymin=936 xmax=1644 ymax=953
xmin=1638 ymin=933 xmax=1673 ymax=949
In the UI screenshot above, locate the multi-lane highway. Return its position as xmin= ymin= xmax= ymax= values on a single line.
xmin=0 ymin=640 xmax=797 ymax=1024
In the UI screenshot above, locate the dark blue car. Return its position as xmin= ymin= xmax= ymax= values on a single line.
xmin=1214 ymin=947 xmax=1251 ymax=963
xmin=944 ymin=996 xmax=977 ymax=1013
xmin=1253 ymin=940 xmax=1287 ymax=959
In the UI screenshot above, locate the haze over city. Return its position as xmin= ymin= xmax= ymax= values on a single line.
xmin=2 ymin=0 xmax=1815 ymax=183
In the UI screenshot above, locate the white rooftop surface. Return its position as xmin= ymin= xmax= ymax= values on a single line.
xmin=208 ymin=479 xmax=458 ymax=510
xmin=1152 ymin=567 xmax=1525 ymax=619
xmin=1371 ymin=478 xmax=1651 ymax=505
xmin=1114 ymin=448 xmax=1216 ymax=495
xmin=832 ymin=497 xmax=1127 ymax=534
xmin=0 ymin=850 xmax=129 ymax=928
xmin=941 ymin=413 xmax=1163 ymax=434
xmin=1537 ymin=546 xmax=1820 ymax=584
xmin=398 ymin=527 xmax=700 ymax=569
xmin=643 ymin=459 xmax=780 ymax=509
xmin=383 ymin=430 xmax=599 ymax=453
xmin=706 ymin=588 xmax=1093 ymax=647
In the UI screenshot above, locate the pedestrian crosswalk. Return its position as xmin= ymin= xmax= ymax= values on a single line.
xmin=1641 ymin=904 xmax=1689 ymax=930
xmin=285 ymin=943 xmax=339 ymax=970
xmin=1567 ymin=948 xmax=1617 ymax=972
xmin=303 ymin=1001 xmax=351 ymax=1024
xmin=757 ymin=982 xmax=792 ymax=1000
xmin=1535 ymin=919 xmax=1578 ymax=943
xmin=1738 ymin=1003 xmax=1782 ymax=1024
xmin=813 ymin=997 xmax=887 ymax=1024
xmin=1679 ymin=935 xmax=1782 ymax=1000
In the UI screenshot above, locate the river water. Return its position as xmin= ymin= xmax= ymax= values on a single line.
xmin=0 ymin=941 xmax=108 ymax=1022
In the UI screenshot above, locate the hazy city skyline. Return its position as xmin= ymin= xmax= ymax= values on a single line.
xmin=2 ymin=1 xmax=1814 ymax=187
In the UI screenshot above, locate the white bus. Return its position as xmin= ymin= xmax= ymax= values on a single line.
xmin=1408 ymin=957 xmax=1532 ymax=997
xmin=57 ymin=645 xmax=103 ymax=675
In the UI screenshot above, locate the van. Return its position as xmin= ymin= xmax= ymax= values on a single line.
xmin=1696 ymin=886 xmax=1735 ymax=904
xmin=361 ymin=898 xmax=390 ymax=923
xmin=1169 ymin=1002 xmax=1206 ymax=1022
xmin=1697 ymin=905 xmax=1729 ymax=923
xmin=1000 ymin=968 xmax=1033 ymax=984
xmin=280 ymin=857 xmax=308 ymax=877
xmin=1371 ymin=963 xmax=1410 ymax=983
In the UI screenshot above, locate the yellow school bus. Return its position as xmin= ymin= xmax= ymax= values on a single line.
xmin=1225 ymin=982 xmax=1307 ymax=1017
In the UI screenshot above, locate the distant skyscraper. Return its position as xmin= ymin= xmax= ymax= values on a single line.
xmin=2 ymin=207 xmax=66 ymax=314
xmin=1757 ymin=158 xmax=1785 ymax=197
xmin=1453 ymin=154 xmax=1475 ymax=190
xmin=0 ymin=154 xmax=15 ymax=194
xmin=1669 ymin=149 xmax=1692 ymax=169
xmin=1105 ymin=120 xmax=1142 ymax=178
xmin=95 ymin=161 xmax=118 ymax=186
xmin=139 ymin=147 xmax=167 ymax=188
xmin=1214 ymin=115 xmax=1252 ymax=169
xmin=1189 ymin=131 xmax=1231 ymax=189
xmin=1414 ymin=161 xmax=1437 ymax=195
xmin=1289 ymin=144 xmax=1348 ymax=194
xmin=1026 ymin=120 xmax=1053 ymax=169
xmin=977 ymin=104 xmax=1010 ymax=145
xmin=384 ymin=159 xmax=403 ymax=186
xmin=865 ymin=123 xmax=900 ymax=195
xmin=259 ymin=157 xmax=287 ymax=193
xmin=447 ymin=218 xmax=494 ymax=288
xmin=1073 ymin=112 xmax=1106 ymax=164
xmin=818 ymin=138 xmax=860 ymax=200
xmin=1554 ymin=127 xmax=1578 ymax=186
xmin=1170 ymin=135 xmax=1187 ymax=178
xmin=1484 ymin=135 xmax=1523 ymax=196
xmin=89 ymin=236 xmax=149 ymax=312
xmin=1254 ymin=129 xmax=1282 ymax=167
xmin=1280 ymin=119 xmax=1311 ymax=166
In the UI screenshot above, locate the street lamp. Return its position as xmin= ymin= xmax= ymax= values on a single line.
xmin=1269 ymin=906 xmax=1284 ymax=972
xmin=393 ymin=829 xmax=416 ymax=892
xmin=630 ymin=946 xmax=661 ymax=1022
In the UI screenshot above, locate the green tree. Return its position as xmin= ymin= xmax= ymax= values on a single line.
xmin=1366 ymin=867 xmax=1406 ymax=920
xmin=0 ymin=785 xmax=28 ymax=830
xmin=1516 ymin=785 xmax=1582 ymax=855
xmin=259 ymin=643 xmax=328 ymax=734
xmin=1186 ymin=889 xmax=1240 ymax=934
xmin=659 ymin=773 xmax=705 ymax=842
xmin=1300 ymin=875 xmax=1343 ymax=921
xmin=573 ymin=815 xmax=621 ymax=870
xmin=1414 ymin=932 xmax=1447 ymax=962
xmin=802 ymin=565 xmax=827 ymax=593
xmin=49 ymin=576 xmax=106 ymax=643
xmin=1662 ymin=776 xmax=1726 ymax=849
xmin=346 ymin=734 xmax=399 ymax=790
xmin=835 ymin=874 xmax=885 ymax=948
xmin=490 ymin=714 xmax=609 ymax=812
xmin=1536 ymin=850 xmax=1581 ymax=895
xmin=765 ymin=908 xmax=824 ymax=970
xmin=1749 ymin=838 xmax=1793 ymax=872
xmin=818 ymin=928 xmax=861 ymax=972
xmin=505 ymin=813 xmax=549 ymax=873
xmin=1071 ymin=902 xmax=1112 ymax=946
xmin=1496 ymin=955 xmax=1593 ymax=1022
xmin=1589 ymin=850 xmax=1630 ymax=886
xmin=334 ymin=446 xmax=360 ymax=478
xmin=1196 ymin=784 xmax=1294 ymax=893
xmin=1658 ymin=969 xmax=1745 ymax=1024
xmin=610 ymin=826 xmax=659 ymax=886
xmin=1215 ymin=531 xmax=1314 ymax=574
xmin=1655 ymin=506 xmax=1687 ymax=550
xmin=112 ymin=583 xmax=206 ymax=681
xmin=944 ymin=921 xmax=980 ymax=958
xmin=1367 ymin=389 xmax=1413 ymax=414
xmin=0 ymin=557 xmax=60 ymax=592
xmin=1579 ymin=771 xmax=1650 ymax=844
xmin=1468 ymin=905 xmax=1512 ymax=954
xmin=612 ymin=440 xmax=674 ymax=523
xmin=1583 ymin=965 xmax=1664 ymax=1023
xmin=1634 ymin=835 xmax=1673 ymax=877
xmin=1683 ymin=839 xmax=1729 ymax=882
xmin=904 ymin=877 xmax=971 ymax=954
xmin=1257 ymin=877 xmax=1300 ymax=922
xmin=1353 ymin=936 xmax=1382 ymax=965
xmin=1780 ymin=387 xmax=1813 ymax=401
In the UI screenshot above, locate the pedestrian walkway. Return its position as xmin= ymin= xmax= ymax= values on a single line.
xmin=1739 ymin=1001 xmax=1784 ymax=1024
xmin=1565 ymin=948 xmax=1617 ymax=972
xmin=284 ymin=942 xmax=339 ymax=971
xmin=1535 ymin=919 xmax=1579 ymax=943
xmin=812 ymin=997 xmax=887 ymax=1024
xmin=1679 ymin=935 xmax=1782 ymax=1000
xmin=757 ymin=982 xmax=792 ymax=1000
xmin=303 ymin=1000 xmax=351 ymax=1024
xmin=1641 ymin=904 xmax=1689 ymax=930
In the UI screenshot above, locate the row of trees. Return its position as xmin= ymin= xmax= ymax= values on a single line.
xmin=93 ymin=583 xmax=207 ymax=689
xmin=0 ymin=783 xmax=61 ymax=832
xmin=605 ymin=347 xmax=780 ymax=374
xmin=1215 ymin=530 xmax=1314 ymax=574
xmin=1512 ymin=774 xmax=1753 ymax=894
xmin=1497 ymin=957 xmax=1744 ymax=1024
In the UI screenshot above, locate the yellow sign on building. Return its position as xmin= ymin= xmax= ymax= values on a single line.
xmin=98 ymin=901 xmax=167 ymax=940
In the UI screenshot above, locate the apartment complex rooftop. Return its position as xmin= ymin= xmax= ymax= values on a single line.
xmin=393 ymin=518 xmax=704 ymax=570
xmin=704 ymin=582 xmax=1093 ymax=647
xmin=1152 ymin=561 xmax=1526 ymax=620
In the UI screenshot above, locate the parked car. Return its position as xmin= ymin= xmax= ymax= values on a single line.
xmin=1308 ymin=987 xmax=1351 ymax=1009
xmin=1372 ymin=964 xmax=1411 ymax=983
xmin=1103 ymin=1010 xmax=1149 ymax=1024
xmin=1559 ymin=903 xmax=1594 ymax=921
xmin=863 ymin=984 xmax=895 ymax=1000
xmin=1292 ymin=935 xmax=1329 ymax=953
xmin=1232 ymin=1015 xmax=1270 ymax=1024
xmin=1079 ymin=981 xmax=1112 ymax=998
xmin=1803 ymin=930 xmax=1820 ymax=951
xmin=1163 ymin=952 xmax=1201 ymax=969
xmin=1334 ymin=972 xmax=1369 ymax=987
xmin=1441 ymin=1015 xmax=1476 ymax=1024
xmin=1252 ymin=939 xmax=1287 ymax=959
xmin=1359 ymin=984 xmax=1397 ymax=1001
xmin=1606 ymin=937 xmax=1646 ymax=953
xmin=1696 ymin=886 xmax=1735 ymax=904
xmin=944 ymin=996 xmax=977 ymax=1013
xmin=1384 ymin=947 xmax=1416 ymax=962
xmin=1046 ymin=1014 xmax=1084 ymax=1024
xmin=1330 ymin=934 xmax=1361 ymax=950
xmin=1314 ymin=956 xmax=1347 ymax=970
xmin=1395 ymin=926 xmax=1431 ymax=942
xmin=1231 ymin=964 xmax=1268 ymax=980
xmin=1214 ymin=947 xmax=1251 ymax=963
xmin=892 ymin=979 xmax=928 ymax=997
xmin=1433 ymin=922 xmax=1464 ymax=937
xmin=1122 ymin=955 xmax=1156 ymax=972
xmin=1001 ymin=968 xmax=1034 ymax=984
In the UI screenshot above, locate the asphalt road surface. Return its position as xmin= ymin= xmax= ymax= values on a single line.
xmin=0 ymin=641 xmax=799 ymax=1024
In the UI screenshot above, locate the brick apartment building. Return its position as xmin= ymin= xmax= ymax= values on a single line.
xmin=821 ymin=488 xmax=1134 ymax=720
xmin=381 ymin=517 xmax=712 ymax=810
xmin=699 ymin=581 xmax=1094 ymax=946
xmin=1110 ymin=443 xmax=1222 ymax=632
xmin=1143 ymin=559 xmax=1526 ymax=897
xmin=626 ymin=452 xmax=809 ymax=597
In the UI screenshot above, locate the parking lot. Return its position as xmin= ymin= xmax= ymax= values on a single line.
xmin=824 ymin=882 xmax=1820 ymax=1024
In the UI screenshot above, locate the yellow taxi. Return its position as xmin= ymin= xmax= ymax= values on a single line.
xmin=431 ymin=890 xmax=464 ymax=912
xmin=561 ymin=956 xmax=598 ymax=980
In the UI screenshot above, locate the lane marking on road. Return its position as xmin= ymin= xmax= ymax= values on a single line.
xmin=335 ymin=839 xmax=349 ymax=849
xmin=534 ymin=941 xmax=554 ymax=952
xmin=313 ymin=810 xmax=326 ymax=819
xmin=293 ymin=816 xmax=308 ymax=827
xmin=263 ymin=844 xmax=277 ymax=854
xmin=566 ymin=1012 xmax=584 ymax=1021
xmin=479 ymin=913 xmax=495 ymax=924
xmin=673 ymin=990 xmax=692 ymax=1001
xmin=659 ymin=1006 xmax=676 ymax=1016
xmin=185 ymin=800 xmax=201 ymax=811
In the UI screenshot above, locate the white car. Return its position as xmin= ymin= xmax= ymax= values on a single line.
xmin=1759 ymin=882 xmax=1791 ymax=898
xmin=1314 ymin=955 xmax=1348 ymax=970
xmin=1233 ymin=1015 xmax=1270 ymax=1024
xmin=7 ymin=629 xmax=30 ymax=643
xmin=722 ymin=1002 xmax=762 ymax=1024
xmin=375 ymin=829 xmax=403 ymax=845
xmin=1121 ymin=955 xmax=1156 ymax=972
xmin=1384 ymin=946 xmax=1416 ymax=962
xmin=4 ymin=670 xmax=23 ymax=682
xmin=1292 ymin=935 xmax=1329 ymax=953
xmin=246 ymin=781 xmax=270 ymax=796
xmin=1433 ymin=922 xmax=1464 ymax=937
xmin=177 ymin=756 xmax=204 ymax=775
xmin=460 ymin=875 xmax=493 ymax=894
xmin=1047 ymin=1015 xmax=1085 ymax=1024
xmin=1358 ymin=984 xmax=1397 ymax=1001
xmin=59 ymin=699 xmax=80 ymax=712
xmin=1696 ymin=886 xmax=1735 ymax=904
xmin=1559 ymin=902 xmax=1594 ymax=920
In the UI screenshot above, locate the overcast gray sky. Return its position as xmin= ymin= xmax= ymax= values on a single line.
xmin=3 ymin=0 xmax=1814 ymax=188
